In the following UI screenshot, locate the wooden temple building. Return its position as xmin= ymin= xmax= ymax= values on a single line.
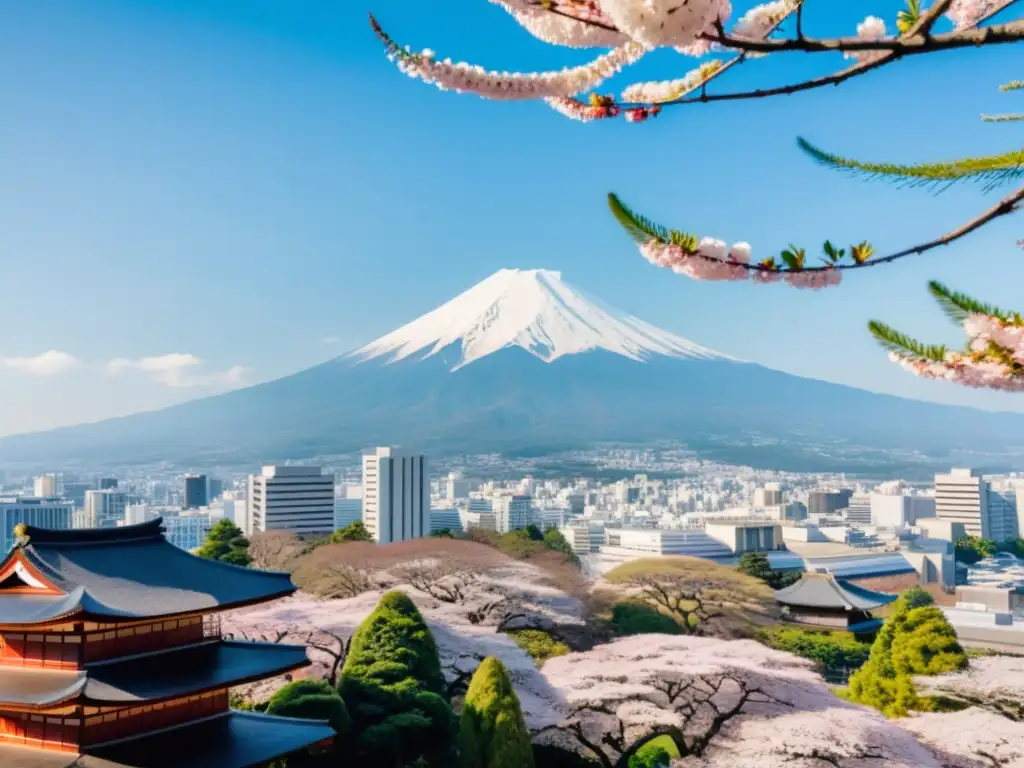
xmin=774 ymin=572 xmax=897 ymax=634
xmin=0 ymin=518 xmax=335 ymax=767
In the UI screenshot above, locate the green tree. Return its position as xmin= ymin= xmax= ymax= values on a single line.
xmin=196 ymin=519 xmax=251 ymax=566
xmin=610 ymin=601 xmax=682 ymax=636
xmin=432 ymin=528 xmax=456 ymax=539
xmin=542 ymin=528 xmax=579 ymax=564
xmin=266 ymin=679 xmax=350 ymax=737
xmin=522 ymin=524 xmax=544 ymax=541
xmin=757 ymin=626 xmax=871 ymax=676
xmin=737 ymin=553 xmax=801 ymax=590
xmin=330 ymin=520 xmax=374 ymax=544
xmin=339 ymin=591 xmax=455 ymax=767
xmin=954 ymin=535 xmax=997 ymax=565
xmin=458 ymin=657 xmax=534 ymax=768
xmin=628 ymin=746 xmax=671 ymax=768
xmin=848 ymin=587 xmax=967 ymax=717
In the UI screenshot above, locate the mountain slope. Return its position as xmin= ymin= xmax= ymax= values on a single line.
xmin=0 ymin=269 xmax=1019 ymax=472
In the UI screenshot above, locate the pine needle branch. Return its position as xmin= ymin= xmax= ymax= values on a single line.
xmin=928 ymin=281 xmax=1018 ymax=324
xmin=982 ymin=113 xmax=1024 ymax=122
xmin=867 ymin=321 xmax=948 ymax=361
xmin=1001 ymin=80 xmax=1024 ymax=92
xmin=607 ymin=193 xmax=668 ymax=245
xmin=797 ymin=137 xmax=1024 ymax=192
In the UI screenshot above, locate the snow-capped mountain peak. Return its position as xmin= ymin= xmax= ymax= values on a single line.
xmin=349 ymin=268 xmax=728 ymax=370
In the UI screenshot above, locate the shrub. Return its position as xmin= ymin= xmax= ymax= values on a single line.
xmin=757 ymin=626 xmax=871 ymax=675
xmin=506 ymin=629 xmax=571 ymax=665
xmin=847 ymin=587 xmax=967 ymax=717
xmin=954 ymin=535 xmax=997 ymax=565
xmin=339 ymin=591 xmax=455 ymax=766
xmin=610 ymin=601 xmax=683 ymax=636
xmin=458 ymin=657 xmax=535 ymax=768
xmin=265 ymin=679 xmax=350 ymax=738
xmin=629 ymin=746 xmax=671 ymax=768
xmin=197 ymin=519 xmax=250 ymax=566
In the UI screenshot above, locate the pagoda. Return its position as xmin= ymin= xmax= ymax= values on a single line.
xmin=774 ymin=572 xmax=897 ymax=634
xmin=0 ymin=518 xmax=335 ymax=767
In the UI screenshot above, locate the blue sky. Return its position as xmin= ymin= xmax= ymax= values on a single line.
xmin=0 ymin=0 xmax=1020 ymax=435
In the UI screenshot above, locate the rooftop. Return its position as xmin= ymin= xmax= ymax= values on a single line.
xmin=0 ymin=710 xmax=335 ymax=768
xmin=0 ymin=640 xmax=309 ymax=708
xmin=0 ymin=518 xmax=295 ymax=625
xmin=774 ymin=572 xmax=898 ymax=611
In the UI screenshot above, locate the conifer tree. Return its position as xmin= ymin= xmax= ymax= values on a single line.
xmin=339 ymin=591 xmax=455 ymax=767
xmin=458 ymin=657 xmax=535 ymax=768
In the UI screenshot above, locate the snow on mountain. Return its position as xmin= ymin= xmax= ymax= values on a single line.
xmin=349 ymin=268 xmax=729 ymax=370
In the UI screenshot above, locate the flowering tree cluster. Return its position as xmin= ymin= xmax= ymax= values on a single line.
xmin=534 ymin=634 xmax=945 ymax=767
xmin=371 ymin=0 xmax=1024 ymax=392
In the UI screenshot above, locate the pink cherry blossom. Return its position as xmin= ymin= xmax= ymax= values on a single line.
xmin=600 ymin=0 xmax=728 ymax=49
xmin=490 ymin=0 xmax=628 ymax=48
xmin=946 ymin=0 xmax=1005 ymax=30
xmin=389 ymin=39 xmax=648 ymax=101
xmin=845 ymin=15 xmax=888 ymax=62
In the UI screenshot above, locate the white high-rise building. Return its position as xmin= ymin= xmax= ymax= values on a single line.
xmin=845 ymin=494 xmax=872 ymax=525
xmin=871 ymin=494 xmax=937 ymax=528
xmin=84 ymin=489 xmax=128 ymax=528
xmin=445 ymin=473 xmax=469 ymax=502
xmin=0 ymin=497 xmax=74 ymax=553
xmin=753 ymin=482 xmax=782 ymax=509
xmin=32 ymin=474 xmax=59 ymax=498
xmin=492 ymin=494 xmax=532 ymax=534
xmin=247 ymin=466 xmax=334 ymax=537
xmin=362 ymin=447 xmax=428 ymax=544
xmin=934 ymin=468 xmax=1006 ymax=540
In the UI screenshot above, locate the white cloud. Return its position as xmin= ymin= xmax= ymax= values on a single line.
xmin=105 ymin=353 xmax=247 ymax=388
xmin=2 ymin=350 xmax=79 ymax=377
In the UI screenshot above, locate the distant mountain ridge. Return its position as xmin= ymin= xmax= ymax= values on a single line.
xmin=0 ymin=269 xmax=1019 ymax=472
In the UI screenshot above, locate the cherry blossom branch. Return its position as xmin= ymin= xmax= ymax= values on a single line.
xmin=701 ymin=17 xmax=1023 ymax=54
xmin=612 ymin=183 xmax=1024 ymax=288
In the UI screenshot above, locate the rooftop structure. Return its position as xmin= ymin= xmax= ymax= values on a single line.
xmin=0 ymin=518 xmax=334 ymax=766
xmin=774 ymin=572 xmax=897 ymax=633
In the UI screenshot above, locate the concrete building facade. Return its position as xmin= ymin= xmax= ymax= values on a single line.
xmin=247 ymin=465 xmax=334 ymax=537
xmin=361 ymin=447 xmax=428 ymax=544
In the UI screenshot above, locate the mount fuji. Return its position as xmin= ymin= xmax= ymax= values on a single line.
xmin=0 ymin=268 xmax=1020 ymax=472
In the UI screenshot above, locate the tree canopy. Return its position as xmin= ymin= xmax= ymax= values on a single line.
xmin=196 ymin=519 xmax=250 ymax=567
xmin=458 ymin=656 xmax=535 ymax=768
xmin=737 ymin=552 xmax=801 ymax=590
xmin=339 ymin=591 xmax=455 ymax=766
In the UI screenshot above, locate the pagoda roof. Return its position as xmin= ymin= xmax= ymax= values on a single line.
xmin=774 ymin=572 xmax=898 ymax=611
xmin=0 ymin=710 xmax=335 ymax=768
xmin=0 ymin=640 xmax=309 ymax=708
xmin=0 ymin=518 xmax=294 ymax=624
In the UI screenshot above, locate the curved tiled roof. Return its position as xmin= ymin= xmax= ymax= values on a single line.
xmin=0 ymin=518 xmax=294 ymax=624
xmin=0 ymin=710 xmax=336 ymax=768
xmin=0 ymin=640 xmax=309 ymax=708
xmin=774 ymin=572 xmax=898 ymax=611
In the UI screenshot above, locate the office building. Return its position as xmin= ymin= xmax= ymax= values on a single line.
xmin=705 ymin=520 xmax=784 ymax=554
xmin=98 ymin=477 xmax=118 ymax=490
xmin=124 ymin=503 xmax=156 ymax=527
xmin=844 ymin=494 xmax=872 ymax=526
xmin=0 ymin=497 xmax=74 ymax=553
xmin=334 ymin=498 xmax=363 ymax=530
xmin=362 ymin=447 xmax=428 ymax=544
xmin=62 ymin=482 xmax=93 ymax=509
xmin=430 ymin=508 xmax=463 ymax=534
xmin=207 ymin=477 xmax=224 ymax=501
xmin=871 ymin=494 xmax=937 ymax=528
xmin=32 ymin=475 xmax=59 ymax=498
xmin=84 ymin=489 xmax=129 ymax=529
xmin=934 ymin=468 xmax=1017 ymax=541
xmin=445 ymin=473 xmax=469 ymax=502
xmin=753 ymin=482 xmax=782 ymax=508
xmin=247 ymin=466 xmax=334 ymax=537
xmin=492 ymin=494 xmax=532 ymax=534
xmin=163 ymin=512 xmax=213 ymax=551
xmin=987 ymin=490 xmax=1019 ymax=543
xmin=807 ymin=490 xmax=853 ymax=517
xmin=462 ymin=499 xmax=497 ymax=532
xmin=183 ymin=474 xmax=208 ymax=509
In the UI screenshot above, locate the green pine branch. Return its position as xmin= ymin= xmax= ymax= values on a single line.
xmin=981 ymin=114 xmax=1024 ymax=123
xmin=928 ymin=281 xmax=1018 ymax=325
xmin=607 ymin=194 xmax=698 ymax=251
xmin=1000 ymin=81 xmax=1024 ymax=92
xmin=797 ymin=137 xmax=1024 ymax=191
xmin=867 ymin=320 xmax=948 ymax=362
